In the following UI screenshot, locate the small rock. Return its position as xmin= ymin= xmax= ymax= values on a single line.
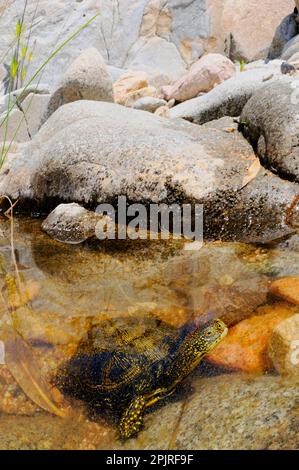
xmin=113 ymin=71 xmax=149 ymax=105
xmin=167 ymin=99 xmax=175 ymax=109
xmin=44 ymin=48 xmax=114 ymax=120
xmin=162 ymin=53 xmax=236 ymax=102
xmin=131 ymin=96 xmax=166 ymax=113
xmin=281 ymin=61 xmax=297 ymax=74
xmin=270 ymin=277 xmax=299 ymax=305
xmin=207 ymin=303 xmax=297 ymax=373
xmin=154 ymin=105 xmax=170 ymax=118
xmin=269 ymin=314 xmax=299 ymax=377
xmin=124 ymin=86 xmax=157 ymax=107
xmin=41 ymin=203 xmax=109 ymax=244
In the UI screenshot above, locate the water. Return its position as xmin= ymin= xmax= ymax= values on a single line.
xmin=0 ymin=216 xmax=298 ymax=450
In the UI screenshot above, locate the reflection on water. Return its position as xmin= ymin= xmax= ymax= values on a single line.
xmin=0 ymin=216 xmax=298 ymax=450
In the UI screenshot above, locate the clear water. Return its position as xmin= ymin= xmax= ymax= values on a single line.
xmin=0 ymin=216 xmax=298 ymax=450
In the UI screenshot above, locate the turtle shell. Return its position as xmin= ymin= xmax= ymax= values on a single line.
xmin=57 ymin=314 xmax=187 ymax=416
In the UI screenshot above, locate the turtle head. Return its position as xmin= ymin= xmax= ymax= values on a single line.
xmin=176 ymin=318 xmax=228 ymax=371
xmin=193 ymin=318 xmax=228 ymax=354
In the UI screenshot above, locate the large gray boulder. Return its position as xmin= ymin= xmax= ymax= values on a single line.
xmin=170 ymin=65 xmax=282 ymax=125
xmin=267 ymin=12 xmax=298 ymax=60
xmin=240 ymin=77 xmax=299 ymax=183
xmin=0 ymin=101 xmax=298 ymax=242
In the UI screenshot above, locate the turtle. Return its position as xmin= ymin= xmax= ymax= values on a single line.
xmin=57 ymin=314 xmax=227 ymax=439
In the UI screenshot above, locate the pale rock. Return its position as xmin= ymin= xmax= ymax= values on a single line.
xmin=44 ymin=48 xmax=114 ymax=120
xmin=0 ymin=93 xmax=50 ymax=143
xmin=123 ymin=36 xmax=187 ymax=86
xmin=124 ymin=86 xmax=157 ymax=107
xmin=131 ymin=96 xmax=167 ymax=113
xmin=107 ymin=66 xmax=128 ymax=83
xmin=154 ymin=105 xmax=170 ymax=118
xmin=161 ymin=53 xmax=236 ymax=102
xmin=114 ymin=71 xmax=149 ymax=105
xmin=269 ymin=314 xmax=299 ymax=377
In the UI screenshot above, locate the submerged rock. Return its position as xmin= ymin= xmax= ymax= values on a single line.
xmin=240 ymin=77 xmax=299 ymax=182
xmin=0 ymin=374 xmax=297 ymax=450
xmin=270 ymin=276 xmax=299 ymax=304
xmin=0 ymin=101 xmax=298 ymax=242
xmin=269 ymin=314 xmax=299 ymax=377
xmin=122 ymin=374 xmax=299 ymax=450
xmin=170 ymin=65 xmax=282 ymax=125
xmin=207 ymin=302 xmax=298 ymax=373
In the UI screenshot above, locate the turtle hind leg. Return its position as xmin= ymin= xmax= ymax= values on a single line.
xmin=119 ymin=396 xmax=147 ymax=440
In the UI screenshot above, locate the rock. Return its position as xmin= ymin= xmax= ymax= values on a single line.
xmin=0 ymin=0 xmax=294 ymax=91
xmin=44 ymin=48 xmax=114 ymax=121
xmin=0 ymin=374 xmax=297 ymax=450
xmin=270 ymin=277 xmax=299 ymax=305
xmin=113 ymin=71 xmax=149 ymax=105
xmin=107 ymin=66 xmax=128 ymax=83
xmin=124 ymin=36 xmax=187 ymax=86
xmin=0 ymin=415 xmax=115 ymax=450
xmin=0 ymin=93 xmax=50 ymax=142
xmin=269 ymin=314 xmax=299 ymax=377
xmin=289 ymin=51 xmax=299 ymax=65
xmin=0 ymin=366 xmax=39 ymax=416
xmin=41 ymin=203 xmax=109 ymax=244
xmin=170 ymin=65 xmax=282 ymax=125
xmin=207 ymin=303 xmax=297 ymax=373
xmin=281 ymin=61 xmax=297 ymax=74
xmin=154 ymin=105 xmax=170 ymax=118
xmin=123 ymin=86 xmax=157 ymax=108
xmin=267 ymin=12 xmax=298 ymax=60
xmin=161 ymin=54 xmax=236 ymax=102
xmin=210 ymin=0 xmax=295 ymax=63
xmin=131 ymin=96 xmax=167 ymax=113
xmin=282 ymin=34 xmax=299 ymax=60
xmin=240 ymin=77 xmax=299 ymax=183
xmin=0 ymin=84 xmax=51 ymax=115
xmin=161 ymin=243 xmax=270 ymax=327
xmin=0 ymin=101 xmax=298 ymax=243
xmin=123 ymin=374 xmax=299 ymax=450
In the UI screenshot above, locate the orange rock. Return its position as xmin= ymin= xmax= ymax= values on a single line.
xmin=207 ymin=303 xmax=298 ymax=373
xmin=270 ymin=277 xmax=299 ymax=305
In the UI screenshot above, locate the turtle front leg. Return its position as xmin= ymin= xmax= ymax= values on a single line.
xmin=119 ymin=396 xmax=146 ymax=440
